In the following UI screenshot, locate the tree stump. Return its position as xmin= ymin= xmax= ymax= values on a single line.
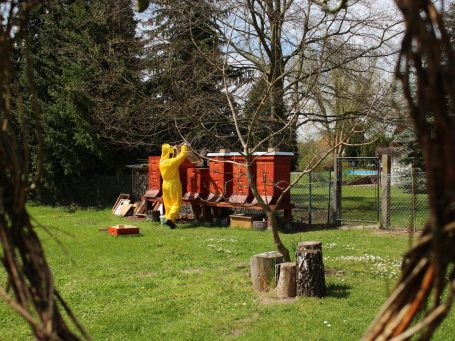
xmin=275 ymin=262 xmax=297 ymax=298
xmin=296 ymin=241 xmax=326 ymax=297
xmin=298 ymin=241 xmax=323 ymax=253
xmin=250 ymin=251 xmax=283 ymax=291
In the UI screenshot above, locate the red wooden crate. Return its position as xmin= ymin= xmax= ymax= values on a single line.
xmin=255 ymin=152 xmax=293 ymax=205
xmin=108 ymin=225 xmax=140 ymax=236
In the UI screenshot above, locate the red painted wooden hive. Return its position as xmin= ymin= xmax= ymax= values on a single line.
xmin=254 ymin=151 xmax=293 ymax=205
xmin=229 ymin=153 xmax=256 ymax=204
xmin=146 ymin=156 xmax=161 ymax=198
xmin=184 ymin=167 xmax=210 ymax=200
xmin=179 ymin=159 xmax=194 ymax=195
xmin=147 ymin=155 xmax=194 ymax=198
xmin=207 ymin=151 xmax=233 ymax=202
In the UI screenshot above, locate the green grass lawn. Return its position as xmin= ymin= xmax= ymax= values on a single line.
xmin=1 ymin=205 xmax=452 ymax=340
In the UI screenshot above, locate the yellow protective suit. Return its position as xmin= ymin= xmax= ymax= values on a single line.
xmin=159 ymin=144 xmax=188 ymax=223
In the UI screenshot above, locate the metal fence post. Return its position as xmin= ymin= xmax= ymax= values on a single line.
xmin=327 ymin=170 xmax=332 ymax=225
xmin=411 ymin=166 xmax=417 ymax=232
xmin=381 ymin=154 xmax=391 ymax=229
xmin=329 ymin=159 xmax=341 ymax=226
xmin=308 ymin=172 xmax=312 ymax=225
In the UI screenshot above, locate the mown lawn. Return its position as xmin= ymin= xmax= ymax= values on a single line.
xmin=0 ymin=205 xmax=453 ymax=340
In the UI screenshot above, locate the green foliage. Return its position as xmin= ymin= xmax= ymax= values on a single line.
xmin=297 ymin=140 xmax=333 ymax=172
xmin=395 ymin=128 xmax=425 ymax=171
xmin=244 ymin=77 xmax=272 ymax=146
xmin=12 ymin=0 xmax=143 ymax=204
xmin=344 ymin=131 xmax=392 ymax=158
xmin=1 ymin=205 xmax=455 ymax=340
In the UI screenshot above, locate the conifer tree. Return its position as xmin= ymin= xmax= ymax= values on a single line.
xmin=13 ymin=0 xmax=143 ymax=203
xmin=144 ymin=0 xmax=235 ymax=149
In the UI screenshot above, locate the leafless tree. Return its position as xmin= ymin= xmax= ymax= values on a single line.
xmin=164 ymin=0 xmax=402 ymax=260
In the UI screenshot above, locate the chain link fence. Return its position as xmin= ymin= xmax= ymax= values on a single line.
xmin=384 ymin=171 xmax=429 ymax=230
xmin=291 ymin=172 xmax=333 ymax=225
xmin=290 ymin=169 xmax=430 ymax=230
xmin=36 ymin=174 xmax=132 ymax=207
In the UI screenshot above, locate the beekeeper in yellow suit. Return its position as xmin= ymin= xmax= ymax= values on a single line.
xmin=159 ymin=143 xmax=189 ymax=229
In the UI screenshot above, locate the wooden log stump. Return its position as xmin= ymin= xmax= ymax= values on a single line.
xmin=250 ymin=251 xmax=283 ymax=291
xmin=275 ymin=262 xmax=297 ymax=298
xmin=296 ymin=241 xmax=326 ymax=297
xmin=298 ymin=241 xmax=323 ymax=253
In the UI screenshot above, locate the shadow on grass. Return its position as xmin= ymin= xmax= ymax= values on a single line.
xmin=326 ymin=283 xmax=351 ymax=299
xmin=280 ymin=222 xmax=340 ymax=234
xmin=107 ymin=233 xmax=145 ymax=238
xmin=176 ymin=222 xmax=229 ymax=230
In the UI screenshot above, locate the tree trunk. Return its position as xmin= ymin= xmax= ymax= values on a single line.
xmin=296 ymin=241 xmax=326 ymax=297
xmin=268 ymin=211 xmax=291 ymax=261
xmin=250 ymin=251 xmax=283 ymax=291
xmin=275 ymin=262 xmax=297 ymax=298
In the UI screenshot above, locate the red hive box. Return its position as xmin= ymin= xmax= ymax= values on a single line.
xmin=184 ymin=167 xmax=210 ymax=200
xmin=229 ymin=153 xmax=256 ymax=204
xmin=207 ymin=152 xmax=233 ymax=202
xmin=147 ymin=156 xmax=161 ymax=198
xmin=147 ymin=156 xmax=194 ymax=198
xmin=108 ymin=225 xmax=140 ymax=236
xmin=179 ymin=159 xmax=194 ymax=195
xmin=254 ymin=152 xmax=293 ymax=205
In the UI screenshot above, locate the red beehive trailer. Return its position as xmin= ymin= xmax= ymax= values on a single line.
xmin=179 ymin=159 xmax=194 ymax=196
xmin=207 ymin=151 xmax=233 ymax=202
xmin=254 ymin=151 xmax=293 ymax=205
xmin=146 ymin=155 xmax=194 ymax=198
xmin=184 ymin=167 xmax=210 ymax=200
xmin=146 ymin=156 xmax=161 ymax=198
xmin=229 ymin=153 xmax=256 ymax=204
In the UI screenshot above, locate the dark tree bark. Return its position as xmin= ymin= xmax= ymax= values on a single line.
xmin=296 ymin=241 xmax=326 ymax=298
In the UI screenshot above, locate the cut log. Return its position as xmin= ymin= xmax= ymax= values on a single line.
xmin=296 ymin=241 xmax=326 ymax=297
xmin=275 ymin=262 xmax=297 ymax=298
xmin=298 ymin=241 xmax=322 ymax=253
xmin=250 ymin=251 xmax=283 ymax=291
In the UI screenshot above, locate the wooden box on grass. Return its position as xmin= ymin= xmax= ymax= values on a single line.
xmin=108 ymin=225 xmax=140 ymax=236
xmin=229 ymin=214 xmax=261 ymax=229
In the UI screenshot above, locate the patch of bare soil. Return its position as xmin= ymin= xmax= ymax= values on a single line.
xmin=259 ymin=294 xmax=298 ymax=305
xmin=180 ymin=268 xmax=205 ymax=274
xmin=371 ymin=228 xmax=421 ymax=237
xmin=325 ymin=268 xmax=345 ymax=277
xmin=136 ymin=271 xmax=155 ymax=278
xmin=225 ymin=313 xmax=260 ymax=339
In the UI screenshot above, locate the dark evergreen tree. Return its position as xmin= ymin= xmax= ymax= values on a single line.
xmin=12 ymin=0 xmax=143 ymax=204
xmin=395 ymin=127 xmax=425 ymax=171
xmin=243 ymin=77 xmax=272 ymax=148
xmin=144 ymin=0 xmax=236 ymax=150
